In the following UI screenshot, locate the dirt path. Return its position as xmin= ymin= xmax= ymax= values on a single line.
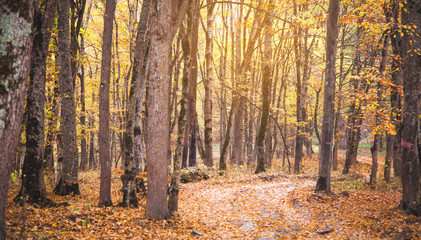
xmin=179 ymin=175 xmax=316 ymax=239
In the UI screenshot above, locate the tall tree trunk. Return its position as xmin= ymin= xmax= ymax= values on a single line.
xmin=399 ymin=0 xmax=421 ymax=216
xmin=145 ymin=0 xmax=187 ymax=220
xmin=183 ymin=0 xmax=199 ymax=168
xmin=0 ymin=1 xmax=34 ymax=238
xmin=79 ymin=46 xmax=88 ymax=170
xmin=146 ymin=0 xmax=172 ymax=220
xmin=231 ymin=2 xmax=244 ymax=167
xmin=390 ymin=0 xmax=402 ymax=178
xmin=255 ymin=0 xmax=273 ymax=174
xmin=370 ymin=32 xmax=388 ymax=186
xmin=43 ymin=0 xmax=59 ymax=174
xmin=98 ymin=0 xmax=116 ymax=207
xmin=233 ymin=3 xmax=264 ymax=167
xmin=332 ymin=23 xmax=346 ymax=171
xmin=54 ymin=0 xmax=80 ymax=196
xmin=315 ymin=0 xmax=340 ymax=193
xmin=44 ymin=78 xmax=59 ymax=174
xmin=120 ymin=0 xmax=151 ymax=208
xmin=203 ymin=0 xmax=214 ymax=167
xmin=293 ymin=1 xmax=304 ymax=173
xmin=16 ymin=0 xmax=57 ymax=205
xmin=169 ymin=17 xmax=191 ymax=213
xmin=342 ymin=21 xmax=363 ymax=175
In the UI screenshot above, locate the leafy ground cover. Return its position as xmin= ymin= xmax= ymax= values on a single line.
xmin=6 ymin=156 xmax=421 ymax=239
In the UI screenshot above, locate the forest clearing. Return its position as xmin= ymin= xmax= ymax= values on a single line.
xmin=1 ymin=0 xmax=420 ymax=239
xmin=6 ymin=153 xmax=421 ymax=239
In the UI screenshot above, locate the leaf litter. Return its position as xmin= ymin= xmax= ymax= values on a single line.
xmin=6 ymin=157 xmax=421 ymax=239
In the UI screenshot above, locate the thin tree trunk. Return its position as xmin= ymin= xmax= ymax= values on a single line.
xmin=203 ymin=0 xmax=214 ymax=167
xmin=370 ymin=32 xmax=388 ymax=186
xmin=293 ymin=1 xmax=304 ymax=174
xmin=168 ymin=18 xmax=191 ymax=213
xmin=315 ymin=0 xmax=340 ymax=193
xmin=332 ymin=23 xmax=346 ymax=171
xmin=255 ymin=0 xmax=273 ymax=174
xmin=98 ymin=0 xmax=116 ymax=207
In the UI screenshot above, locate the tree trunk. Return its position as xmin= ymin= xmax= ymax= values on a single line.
xmin=0 ymin=1 xmax=34 ymax=238
xmin=342 ymin=22 xmax=363 ymax=175
xmin=145 ymin=0 xmax=187 ymax=220
xmin=293 ymin=1 xmax=304 ymax=174
xmin=54 ymin=0 xmax=80 ymax=196
xmin=399 ymin=0 xmax=421 ymax=216
xmin=98 ymin=0 xmax=116 ymax=207
xmin=183 ymin=0 xmax=199 ymax=168
xmin=169 ymin=14 xmax=192 ymax=212
xmin=315 ymin=0 xmax=340 ymax=193
xmin=16 ymin=0 xmax=56 ymax=205
xmin=332 ymin=23 xmax=347 ymax=171
xmin=120 ymin=0 xmax=151 ymax=208
xmin=390 ymin=0 xmax=402 ymax=178
xmin=370 ymin=32 xmax=388 ymax=186
xmin=43 ymin=0 xmax=59 ymax=174
xmin=44 ymin=78 xmax=59 ymax=174
xmin=203 ymin=0 xmax=214 ymax=167
xmin=255 ymin=0 xmax=273 ymax=174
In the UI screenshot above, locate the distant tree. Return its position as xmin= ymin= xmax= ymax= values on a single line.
xmin=98 ymin=0 xmax=116 ymax=207
xmin=203 ymin=0 xmax=215 ymax=167
xmin=54 ymin=0 xmax=80 ymax=196
xmin=0 ymin=1 xmax=34 ymax=238
xmin=399 ymin=0 xmax=421 ymax=216
xmin=315 ymin=0 xmax=340 ymax=193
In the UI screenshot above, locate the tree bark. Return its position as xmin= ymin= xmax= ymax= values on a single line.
xmin=315 ymin=0 xmax=340 ymax=193
xmin=168 ymin=19 xmax=191 ymax=213
xmin=145 ymin=0 xmax=187 ymax=220
xmin=98 ymin=0 xmax=116 ymax=207
xmin=293 ymin=1 xmax=304 ymax=174
xmin=120 ymin=0 xmax=151 ymax=208
xmin=54 ymin=0 xmax=80 ymax=196
xmin=255 ymin=0 xmax=273 ymax=174
xmin=370 ymin=32 xmax=388 ymax=186
xmin=203 ymin=0 xmax=214 ymax=167
xmin=399 ymin=0 xmax=421 ymax=216
xmin=16 ymin=0 xmax=56 ymax=205
xmin=0 ymin=1 xmax=34 ymax=238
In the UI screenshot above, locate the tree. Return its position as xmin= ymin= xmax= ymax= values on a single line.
xmin=98 ymin=0 xmax=116 ymax=207
xmin=0 ymin=0 xmax=34 ymax=238
xmin=120 ymin=0 xmax=151 ymax=208
xmin=255 ymin=0 xmax=274 ymax=174
xmin=203 ymin=0 xmax=214 ymax=167
xmin=54 ymin=0 xmax=80 ymax=196
xmin=315 ymin=0 xmax=340 ymax=193
xmin=399 ymin=0 xmax=421 ymax=216
xmin=169 ymin=26 xmax=189 ymax=214
xmin=220 ymin=2 xmax=264 ymax=169
xmin=145 ymin=0 xmax=187 ymax=220
xmin=15 ymin=0 xmax=56 ymax=205
xmin=168 ymin=0 xmax=200 ymax=213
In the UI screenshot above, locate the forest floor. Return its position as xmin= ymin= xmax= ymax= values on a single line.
xmin=6 ymin=154 xmax=421 ymax=239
